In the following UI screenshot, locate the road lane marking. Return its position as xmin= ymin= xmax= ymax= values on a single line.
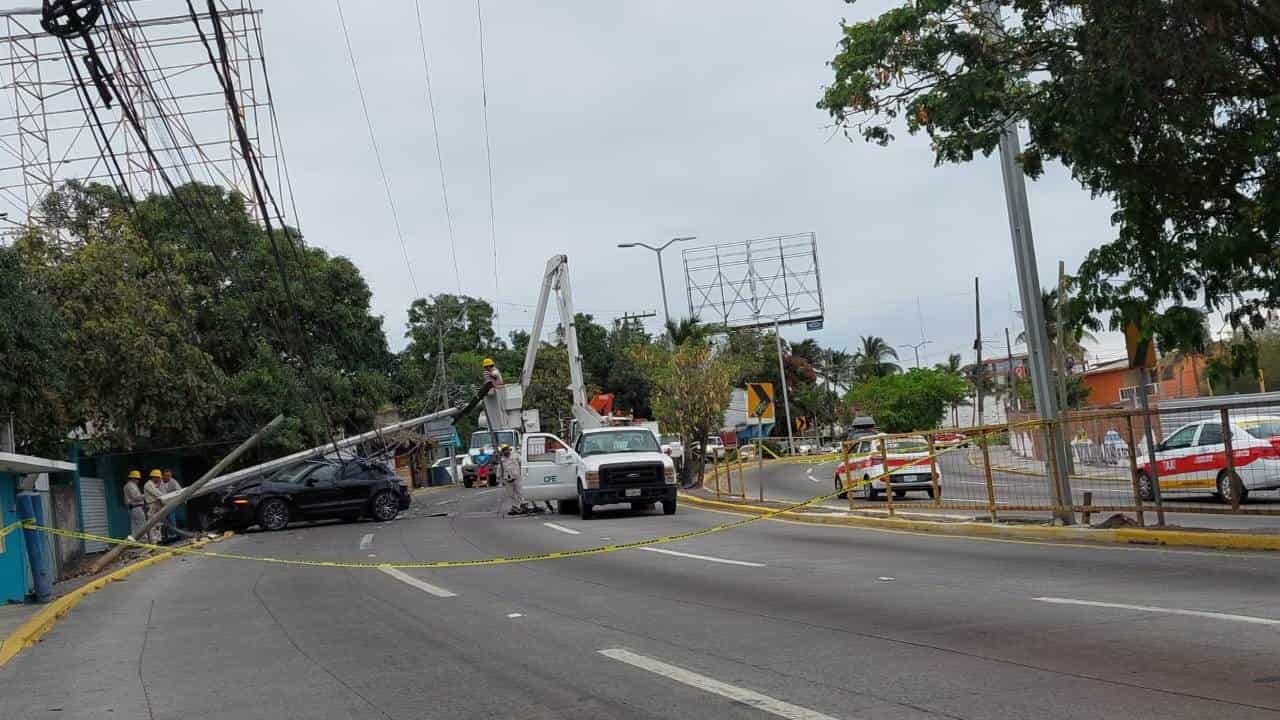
xmin=359 ymin=533 xmax=374 ymax=550
xmin=1034 ymin=597 xmax=1280 ymax=625
xmin=599 ymin=649 xmax=839 ymax=720
xmin=476 ymin=489 xmax=496 ymax=495
xmin=435 ymin=499 xmax=457 ymax=505
xmin=636 ymin=547 xmax=765 ymax=567
xmin=379 ymin=567 xmax=457 ymax=597
xmin=506 ymin=612 xmax=523 ymax=618
xmin=543 ymin=522 xmax=581 ymax=535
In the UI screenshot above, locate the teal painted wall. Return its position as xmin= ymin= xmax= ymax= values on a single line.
xmin=0 ymin=473 xmax=30 ymax=603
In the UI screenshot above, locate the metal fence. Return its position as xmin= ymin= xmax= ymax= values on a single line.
xmin=828 ymin=399 xmax=1280 ymax=526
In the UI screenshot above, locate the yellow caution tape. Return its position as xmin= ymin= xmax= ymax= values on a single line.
xmin=0 ymin=519 xmax=28 ymax=538
xmin=18 ymin=442 xmax=969 ymax=571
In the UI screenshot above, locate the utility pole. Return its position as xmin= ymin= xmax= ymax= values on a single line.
xmin=974 ymin=277 xmax=984 ymax=426
xmin=1005 ymin=327 xmax=1016 ymax=413
xmin=437 ymin=308 xmax=458 ymax=486
xmin=774 ymin=320 xmax=796 ymax=454
xmin=899 ymin=339 xmax=932 ymax=369
xmin=615 ymin=311 xmax=657 ymax=333
xmin=1054 ymin=260 xmax=1069 ymax=411
xmin=984 ymin=0 xmax=1074 ymax=524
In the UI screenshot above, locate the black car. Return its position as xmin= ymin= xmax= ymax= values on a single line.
xmin=214 ymin=458 xmax=411 ymax=532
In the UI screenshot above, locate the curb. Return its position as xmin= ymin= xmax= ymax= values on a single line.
xmin=678 ymin=493 xmax=1280 ymax=552
xmin=0 ymin=532 xmax=232 ymax=668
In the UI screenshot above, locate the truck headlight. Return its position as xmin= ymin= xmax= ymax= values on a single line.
xmin=664 ymin=465 xmax=676 ymax=484
xmin=584 ymin=470 xmax=600 ymax=489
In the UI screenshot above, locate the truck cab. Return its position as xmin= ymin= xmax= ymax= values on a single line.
xmin=573 ymin=426 xmax=677 ymax=519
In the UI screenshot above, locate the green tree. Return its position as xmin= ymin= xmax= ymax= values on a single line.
xmin=0 ymin=246 xmax=71 ymax=454
xmin=847 ymin=369 xmax=968 ymax=433
xmin=522 ymin=343 xmax=575 ymax=436
xmin=633 ymin=341 xmax=736 ymax=486
xmin=18 ymin=181 xmax=392 ymax=455
xmin=819 ymin=0 xmax=1279 ymax=358
xmin=1015 ymin=288 xmax=1102 ymax=366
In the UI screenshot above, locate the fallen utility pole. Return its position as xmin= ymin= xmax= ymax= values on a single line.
xmin=91 ymin=414 xmax=286 ymax=573
xmin=169 ymin=383 xmax=492 ymax=502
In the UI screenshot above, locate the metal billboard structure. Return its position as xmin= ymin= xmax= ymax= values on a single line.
xmin=0 ymin=1 xmax=292 ymax=228
xmin=681 ymin=233 xmax=825 ymax=451
xmin=682 ymin=233 xmax=825 ymax=330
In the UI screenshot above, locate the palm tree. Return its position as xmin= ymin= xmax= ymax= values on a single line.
xmin=824 ymin=349 xmax=856 ymax=391
xmin=665 ymin=316 xmax=708 ymax=346
xmin=853 ymin=335 xmax=900 ymax=379
xmin=1016 ymin=288 xmax=1102 ymax=364
xmin=935 ymin=353 xmax=966 ymax=425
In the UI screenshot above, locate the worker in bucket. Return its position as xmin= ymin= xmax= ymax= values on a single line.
xmin=482 ymin=357 xmax=504 ymax=391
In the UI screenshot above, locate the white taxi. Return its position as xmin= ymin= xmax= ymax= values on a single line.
xmin=834 ymin=435 xmax=941 ymax=500
xmin=1136 ymin=418 xmax=1280 ymax=503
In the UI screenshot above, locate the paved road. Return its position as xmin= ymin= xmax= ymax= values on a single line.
xmin=733 ymin=455 xmax=1280 ymax=531
xmin=4 ymin=485 xmax=1280 ymax=719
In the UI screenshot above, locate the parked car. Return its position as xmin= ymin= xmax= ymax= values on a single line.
xmin=834 ymin=435 xmax=942 ymax=500
xmin=1136 ymin=418 xmax=1280 ymax=502
xmin=660 ymin=434 xmax=685 ymax=470
xmin=704 ymin=435 xmax=727 ymax=460
xmin=933 ymin=431 xmax=969 ymax=447
xmin=430 ymin=454 xmax=469 ymax=485
xmin=213 ymin=458 xmax=411 ymax=531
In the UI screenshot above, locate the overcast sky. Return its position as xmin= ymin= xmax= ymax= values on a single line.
xmin=262 ymin=0 xmax=1130 ymax=366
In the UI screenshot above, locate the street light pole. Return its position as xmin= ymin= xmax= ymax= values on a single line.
xmin=617 ymin=236 xmax=695 ymax=343
xmin=898 ymin=340 xmax=932 ymax=369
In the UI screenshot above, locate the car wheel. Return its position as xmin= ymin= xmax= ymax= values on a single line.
xmin=463 ymin=478 xmax=474 ymax=488
xmin=1136 ymin=472 xmax=1155 ymax=501
xmin=257 ymin=498 xmax=290 ymax=531
xmin=663 ymin=497 xmax=677 ymax=515
xmin=835 ymin=476 xmax=848 ymax=500
xmin=1216 ymin=470 xmax=1249 ymax=504
xmin=558 ymin=498 xmax=579 ymax=515
xmin=862 ymin=476 xmax=877 ymax=501
xmin=893 ymin=489 xmax=907 ymax=500
xmin=579 ymin=496 xmax=594 ymax=520
xmin=370 ymin=490 xmax=400 ymax=522
xmin=925 ymin=487 xmax=936 ymax=499
xmin=488 ymin=477 xmax=498 ymax=488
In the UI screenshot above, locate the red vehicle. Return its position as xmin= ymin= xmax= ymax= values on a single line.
xmin=1136 ymin=418 xmax=1280 ymax=502
xmin=932 ymin=431 xmax=968 ymax=447
xmin=834 ymin=435 xmax=941 ymax=500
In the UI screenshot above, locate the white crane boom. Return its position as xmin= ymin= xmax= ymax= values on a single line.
xmin=520 ymin=255 xmax=603 ymax=431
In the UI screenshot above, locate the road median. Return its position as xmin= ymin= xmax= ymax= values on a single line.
xmin=678 ymin=490 xmax=1280 ymax=552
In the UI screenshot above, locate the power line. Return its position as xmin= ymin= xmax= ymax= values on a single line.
xmin=413 ymin=0 xmax=462 ymax=295
xmin=476 ymin=0 xmax=499 ymax=332
xmin=333 ymin=0 xmax=420 ymax=299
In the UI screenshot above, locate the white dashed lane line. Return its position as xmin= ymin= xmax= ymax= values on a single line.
xmin=359 ymin=533 xmax=374 ymax=550
xmin=379 ymin=567 xmax=457 ymax=598
xmin=636 ymin=547 xmax=765 ymax=567
xmin=599 ymin=648 xmax=839 ymax=720
xmin=1034 ymin=597 xmax=1280 ymax=625
xmin=542 ymin=522 xmax=581 ymax=535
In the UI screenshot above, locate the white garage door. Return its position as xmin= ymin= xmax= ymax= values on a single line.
xmin=79 ymin=477 xmax=109 ymax=554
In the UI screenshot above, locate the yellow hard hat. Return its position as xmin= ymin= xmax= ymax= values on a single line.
xmin=499 ymin=443 xmax=510 ymax=450
xmin=127 ymin=470 xmax=141 ymax=480
xmin=149 ymin=469 xmax=163 ymax=479
xmin=482 ymin=358 xmax=495 ymax=368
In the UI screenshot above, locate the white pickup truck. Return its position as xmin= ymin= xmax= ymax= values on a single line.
xmin=520 ymin=426 xmax=677 ymax=519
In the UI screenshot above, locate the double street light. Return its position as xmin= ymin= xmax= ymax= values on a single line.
xmin=617 ymin=236 xmax=695 ymax=342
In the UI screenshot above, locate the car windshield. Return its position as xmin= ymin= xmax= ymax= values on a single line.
xmin=886 ymin=438 xmax=928 ymax=453
xmin=579 ymin=430 xmax=660 ymax=456
xmin=470 ymin=430 xmax=516 ymax=450
xmin=1242 ymin=421 xmax=1280 ymax=439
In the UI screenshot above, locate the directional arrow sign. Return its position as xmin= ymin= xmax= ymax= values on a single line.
xmin=747 ymin=382 xmax=775 ymax=421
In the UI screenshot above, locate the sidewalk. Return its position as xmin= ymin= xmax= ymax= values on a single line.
xmin=980 ymin=446 xmax=1130 ymax=481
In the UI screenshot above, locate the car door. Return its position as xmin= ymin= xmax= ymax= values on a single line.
xmin=1184 ymin=422 xmax=1227 ymax=488
xmin=337 ymin=462 xmax=379 ymax=512
xmin=295 ymin=463 xmax=342 ymax=515
xmin=521 ymin=432 xmax=577 ymax=498
xmin=1151 ymin=423 xmax=1202 ymax=492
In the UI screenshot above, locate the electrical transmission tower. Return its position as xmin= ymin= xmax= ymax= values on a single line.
xmin=0 ymin=1 xmax=294 ymax=229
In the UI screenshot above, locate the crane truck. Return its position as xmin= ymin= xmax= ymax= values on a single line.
xmin=483 ymin=255 xmax=678 ymax=518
